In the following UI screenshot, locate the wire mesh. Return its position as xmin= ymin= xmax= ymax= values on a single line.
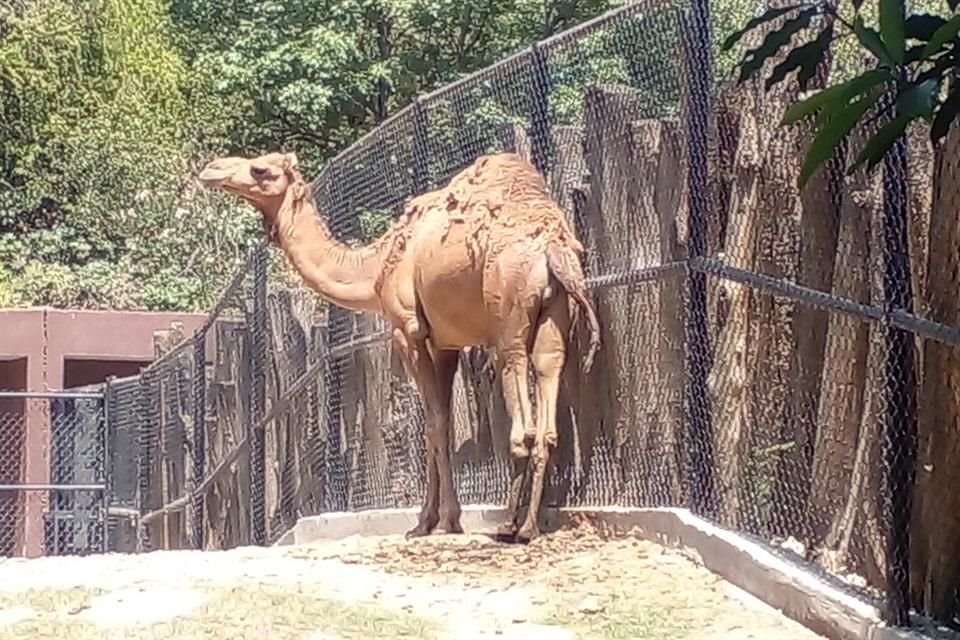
xmin=105 ymin=375 xmax=143 ymax=553
xmin=76 ymin=0 xmax=960 ymax=629
xmin=0 ymin=394 xmax=105 ymax=557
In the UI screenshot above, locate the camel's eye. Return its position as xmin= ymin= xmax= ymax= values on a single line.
xmin=250 ymin=165 xmax=271 ymax=180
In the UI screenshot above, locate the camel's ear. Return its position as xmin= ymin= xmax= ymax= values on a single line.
xmin=283 ymin=152 xmax=299 ymax=172
xmin=290 ymin=180 xmax=307 ymax=202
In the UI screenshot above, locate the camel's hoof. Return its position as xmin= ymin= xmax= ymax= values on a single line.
xmin=435 ymin=518 xmax=464 ymax=535
xmin=405 ymin=522 xmax=435 ymax=539
xmin=497 ymin=522 xmax=519 ymax=539
xmin=516 ymin=524 xmax=540 ymax=544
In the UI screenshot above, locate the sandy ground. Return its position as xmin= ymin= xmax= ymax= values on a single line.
xmin=0 ymin=517 xmax=825 ymax=639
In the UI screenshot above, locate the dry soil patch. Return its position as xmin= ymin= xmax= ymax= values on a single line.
xmin=0 ymin=517 xmax=825 ymax=639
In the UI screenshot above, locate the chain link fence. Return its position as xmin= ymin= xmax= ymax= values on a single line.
xmin=40 ymin=0 xmax=959 ymax=631
xmin=0 ymin=390 xmax=107 ymax=557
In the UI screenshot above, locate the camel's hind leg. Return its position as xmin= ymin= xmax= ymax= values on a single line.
xmin=498 ymin=347 xmax=535 ymax=538
xmin=517 ymin=289 xmax=570 ymax=542
xmin=489 ymin=245 xmax=540 ymax=537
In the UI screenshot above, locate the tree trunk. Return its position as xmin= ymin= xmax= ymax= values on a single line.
xmin=581 ymin=86 xmax=673 ymax=505
xmin=205 ymin=318 xmax=255 ymax=549
xmin=906 ymin=123 xmax=934 ymax=393
xmin=910 ymin=121 xmax=960 ymax=621
xmin=807 ymin=126 xmax=883 ymax=575
xmin=579 ymin=85 xmax=647 ymax=503
xmin=339 ymin=312 xmax=393 ymax=509
xmin=774 ymin=54 xmax=843 ymax=537
xmin=653 ymin=119 xmax=687 ymax=505
xmin=707 ymin=56 xmax=803 ymax=531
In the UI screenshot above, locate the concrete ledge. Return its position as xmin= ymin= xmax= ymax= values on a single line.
xmin=274 ymin=505 xmax=511 ymax=546
xmin=278 ymin=505 xmax=957 ymax=640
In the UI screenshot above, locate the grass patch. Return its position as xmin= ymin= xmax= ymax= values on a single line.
xmin=0 ymin=585 xmax=105 ymax=612
xmin=0 ymin=586 xmax=104 ymax=640
xmin=0 ymin=582 xmax=440 ymax=640
xmin=541 ymin=593 xmax=696 ymax=640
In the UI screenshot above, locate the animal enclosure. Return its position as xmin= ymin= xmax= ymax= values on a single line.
xmin=13 ymin=0 xmax=960 ymax=634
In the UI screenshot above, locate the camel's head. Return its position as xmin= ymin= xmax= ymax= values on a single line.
xmin=197 ymin=151 xmax=305 ymax=205
xmin=198 ymin=152 xmax=307 ymax=242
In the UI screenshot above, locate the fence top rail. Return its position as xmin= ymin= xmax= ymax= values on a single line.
xmin=0 ymin=390 xmax=104 ymax=400
xmin=0 ymin=483 xmax=106 ymax=491
xmin=106 ymin=373 xmax=142 ymax=387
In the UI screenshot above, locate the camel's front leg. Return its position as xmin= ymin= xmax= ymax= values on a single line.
xmin=518 ymin=294 xmax=570 ymax=542
xmin=427 ymin=349 xmax=462 ymax=534
xmin=395 ymin=329 xmax=463 ymax=538
xmin=393 ymin=330 xmax=439 ymax=537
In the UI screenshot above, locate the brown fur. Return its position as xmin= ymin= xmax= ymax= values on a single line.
xmin=198 ymin=150 xmax=601 ymax=541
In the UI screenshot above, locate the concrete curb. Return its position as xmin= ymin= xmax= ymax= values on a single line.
xmin=276 ymin=505 xmax=956 ymax=640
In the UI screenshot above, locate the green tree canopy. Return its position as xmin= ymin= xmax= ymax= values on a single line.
xmin=0 ymin=0 xmax=657 ymax=311
xmin=724 ymin=0 xmax=956 ymax=187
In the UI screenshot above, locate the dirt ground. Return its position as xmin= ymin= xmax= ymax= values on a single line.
xmin=0 ymin=517 xmax=825 ymax=639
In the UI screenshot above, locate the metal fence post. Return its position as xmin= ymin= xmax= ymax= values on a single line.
xmin=881 ymin=101 xmax=917 ymax=627
xmin=412 ymin=99 xmax=431 ymax=193
xmin=102 ymin=376 xmax=114 ymax=554
xmin=249 ymin=244 xmax=268 ymax=545
xmin=529 ymin=43 xmax=553 ymax=176
xmin=190 ymin=333 xmax=207 ymax=550
xmin=681 ymin=0 xmax=715 ymax=515
xmin=136 ymin=368 xmax=155 ymax=552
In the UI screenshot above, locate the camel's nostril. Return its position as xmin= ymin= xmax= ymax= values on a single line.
xmin=250 ymin=166 xmax=270 ymax=180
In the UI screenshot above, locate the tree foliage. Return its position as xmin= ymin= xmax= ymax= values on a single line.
xmin=724 ymin=0 xmax=958 ymax=187
xmin=0 ymin=0 xmax=256 ymax=310
xmin=0 ymin=0 xmax=626 ymax=311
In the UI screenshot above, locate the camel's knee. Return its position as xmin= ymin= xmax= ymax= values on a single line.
xmin=531 ymin=350 xmax=565 ymax=379
xmin=424 ymin=419 xmax=444 ymax=451
xmin=531 ymin=323 xmax=567 ymax=380
xmin=404 ymin=316 xmax=427 ymax=342
xmin=510 ymin=425 xmax=530 ymax=459
xmin=531 ymin=442 xmax=551 ymax=467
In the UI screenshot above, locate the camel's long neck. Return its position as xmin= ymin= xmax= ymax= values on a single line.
xmin=273 ymin=196 xmax=386 ymax=314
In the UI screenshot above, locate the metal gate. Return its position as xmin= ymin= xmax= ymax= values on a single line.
xmin=0 ymin=390 xmax=106 ymax=557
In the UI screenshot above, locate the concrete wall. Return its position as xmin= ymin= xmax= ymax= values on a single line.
xmin=0 ymin=307 xmax=206 ymax=556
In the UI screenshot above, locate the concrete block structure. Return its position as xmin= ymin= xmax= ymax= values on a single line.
xmin=0 ymin=308 xmax=205 ymax=556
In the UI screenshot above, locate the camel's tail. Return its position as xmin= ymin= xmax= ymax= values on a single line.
xmin=546 ymin=241 xmax=601 ymax=373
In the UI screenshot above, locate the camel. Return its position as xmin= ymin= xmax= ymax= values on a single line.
xmin=197 ymin=150 xmax=600 ymax=541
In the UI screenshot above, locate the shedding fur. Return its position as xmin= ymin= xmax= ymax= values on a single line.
xmin=199 ymin=149 xmax=602 ymax=544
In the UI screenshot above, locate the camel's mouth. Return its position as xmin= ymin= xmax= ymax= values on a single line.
xmin=196 ymin=168 xmax=231 ymax=188
xmin=197 ymin=158 xmax=247 ymax=189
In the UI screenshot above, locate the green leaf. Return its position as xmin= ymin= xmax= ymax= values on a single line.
xmin=922 ymin=15 xmax=960 ymax=58
xmin=765 ymin=24 xmax=833 ymax=90
xmin=905 ymin=14 xmax=946 ymax=42
xmin=896 ymin=78 xmax=939 ymax=119
xmin=799 ymin=88 xmax=882 ymax=188
xmin=738 ymin=7 xmax=820 ymax=84
xmin=782 ymin=68 xmax=891 ymax=124
xmin=722 ymin=4 xmax=807 ymax=51
xmin=931 ymin=83 xmax=960 ymax=143
xmin=855 ymin=16 xmax=894 ymax=66
xmin=850 ymin=113 xmax=912 ymax=173
xmin=879 ymin=0 xmax=906 ymax=63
